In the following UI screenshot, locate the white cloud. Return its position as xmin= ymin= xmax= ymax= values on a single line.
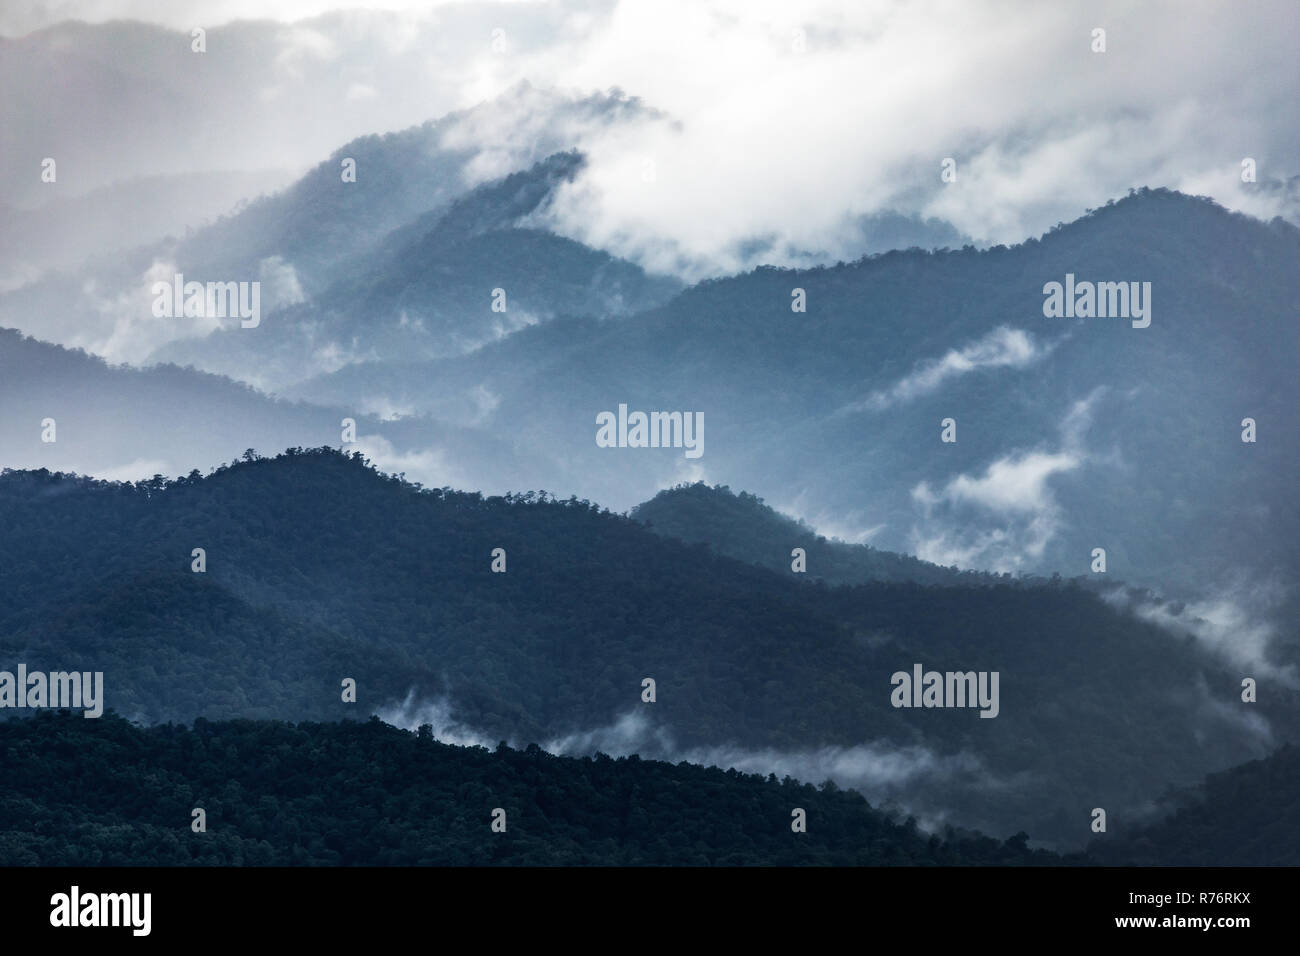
xmin=6 ymin=2 xmax=1296 ymax=280
xmin=542 ymin=708 xmax=1010 ymax=818
xmin=84 ymin=258 xmax=223 ymax=364
xmin=914 ymin=450 xmax=1079 ymax=517
xmin=845 ymin=326 xmax=1050 ymax=413
xmin=773 ymin=489 xmax=885 ymax=545
xmin=273 ymin=24 xmax=338 ymax=80
xmin=257 ymin=256 xmax=306 ymax=311
xmin=908 ymin=389 xmax=1108 ymax=570
xmin=536 ymin=0 xmax=1300 ymax=277
xmin=375 ymin=698 xmax=1011 ymax=833
xmin=373 ymin=691 xmax=497 ymax=749
xmin=351 ymin=433 xmax=474 ymax=491
xmin=1106 ymin=581 xmax=1298 ymax=687
xmin=357 ymin=396 xmax=417 ymax=421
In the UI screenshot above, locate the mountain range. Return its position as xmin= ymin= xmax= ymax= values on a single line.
xmin=2 ymin=449 xmax=1293 ymax=849
xmin=2 ymin=84 xmax=1296 ymax=865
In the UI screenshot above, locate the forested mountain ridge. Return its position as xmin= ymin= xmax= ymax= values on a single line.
xmin=0 ymin=87 xmax=682 ymax=388
xmin=149 ymin=150 xmax=682 ymax=387
xmin=0 ymin=327 xmax=532 ymax=491
xmin=291 ymin=190 xmax=1300 ymax=606
xmin=1 ymin=448 xmax=1292 ymax=847
xmin=6 ymin=710 xmax=1292 ymax=866
xmin=0 ymin=710 xmax=1062 ymax=866
xmin=632 ymin=481 xmax=1005 ymax=586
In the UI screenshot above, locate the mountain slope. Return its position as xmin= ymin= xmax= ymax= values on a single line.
xmin=0 ymin=328 xmax=533 ymax=491
xmin=150 ymin=152 xmax=682 ymax=388
xmin=1090 ymin=744 xmax=1300 ymax=866
xmin=293 ymin=190 xmax=1300 ymax=608
xmin=0 ymin=87 xmax=677 ymax=379
xmin=631 ymin=482 xmax=1004 ymax=586
xmin=0 ymin=710 xmax=1061 ymax=866
xmin=1 ymin=448 xmax=1293 ymax=847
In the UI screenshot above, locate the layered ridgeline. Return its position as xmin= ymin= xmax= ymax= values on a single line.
xmin=0 ymin=328 xmax=534 ymax=492
xmin=0 ymin=88 xmax=682 ymax=390
xmin=0 ymin=710 xmax=1061 ymax=867
xmin=630 ymin=483 xmax=1291 ymax=651
xmin=147 ymin=149 xmax=682 ymax=388
xmin=633 ymin=482 xmax=1000 ymax=587
xmin=1 ymin=449 xmax=1294 ymax=848
xmin=7 ymin=95 xmax=1295 ymax=609
xmin=292 ymin=190 xmax=1300 ymax=612
xmin=7 ymin=710 xmax=1291 ymax=866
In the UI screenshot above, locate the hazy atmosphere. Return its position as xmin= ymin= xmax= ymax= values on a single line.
xmin=1 ymin=0 xmax=1297 ymax=905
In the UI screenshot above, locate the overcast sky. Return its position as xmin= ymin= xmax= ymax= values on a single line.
xmin=4 ymin=0 xmax=1297 ymax=277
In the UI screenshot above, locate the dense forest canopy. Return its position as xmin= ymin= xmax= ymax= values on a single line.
xmin=1 ymin=448 xmax=1292 ymax=850
xmin=0 ymin=710 xmax=1062 ymax=867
